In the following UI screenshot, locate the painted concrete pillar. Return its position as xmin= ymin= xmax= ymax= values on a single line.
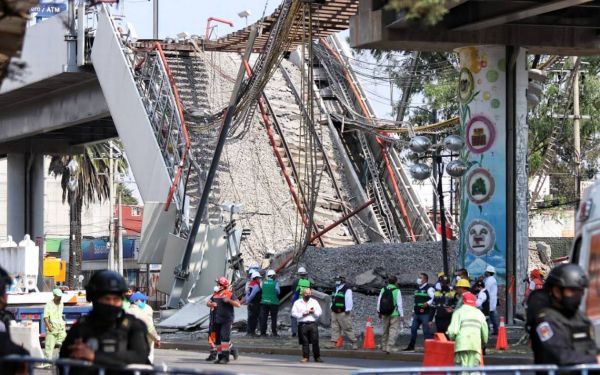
xmin=456 ymin=46 xmax=528 ymax=320
xmin=7 ymin=154 xmax=26 ymax=240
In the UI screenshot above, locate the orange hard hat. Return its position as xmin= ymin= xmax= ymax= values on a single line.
xmin=216 ymin=276 xmax=230 ymax=287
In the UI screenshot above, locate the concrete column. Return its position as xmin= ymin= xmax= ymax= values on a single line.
xmin=31 ymin=155 xmax=45 ymax=288
xmin=456 ymin=46 xmax=528 ymax=320
xmin=7 ymin=154 xmax=26 ymax=240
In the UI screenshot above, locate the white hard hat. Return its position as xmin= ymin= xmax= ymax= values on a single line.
xmin=485 ymin=265 xmax=496 ymax=274
xmin=297 ymin=266 xmax=307 ymax=274
xmin=267 ymin=270 xmax=276 ymax=277
xmin=250 ymin=270 xmax=262 ymax=279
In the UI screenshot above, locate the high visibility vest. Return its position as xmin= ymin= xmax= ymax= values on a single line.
xmin=331 ymin=285 xmax=348 ymax=313
xmin=296 ymin=278 xmax=311 ymax=295
xmin=414 ymin=284 xmax=432 ymax=314
xmin=260 ymin=279 xmax=279 ymax=305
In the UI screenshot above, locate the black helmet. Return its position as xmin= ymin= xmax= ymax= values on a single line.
xmin=545 ymin=264 xmax=588 ymax=289
xmin=85 ymin=270 xmax=127 ymax=302
xmin=0 ymin=267 xmax=12 ymax=293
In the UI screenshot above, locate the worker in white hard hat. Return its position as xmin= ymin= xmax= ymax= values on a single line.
xmin=44 ymin=288 xmax=66 ymax=360
xmin=483 ymin=265 xmax=499 ymax=335
xmin=243 ymin=270 xmax=262 ymax=336
xmin=259 ymin=270 xmax=281 ymax=337
xmin=291 ymin=266 xmax=312 ymax=337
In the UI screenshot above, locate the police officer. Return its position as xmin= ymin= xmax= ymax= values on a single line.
xmin=59 ymin=270 xmax=150 ymax=373
xmin=0 ymin=267 xmax=29 ymax=374
xmin=530 ymin=263 xmax=600 ymax=366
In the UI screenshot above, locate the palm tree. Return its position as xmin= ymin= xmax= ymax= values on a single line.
xmin=48 ymin=142 xmax=129 ymax=288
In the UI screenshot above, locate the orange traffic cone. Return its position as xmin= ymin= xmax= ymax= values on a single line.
xmin=362 ymin=316 xmax=376 ymax=350
xmin=335 ymin=335 xmax=344 ymax=348
xmin=495 ymin=316 xmax=509 ymax=350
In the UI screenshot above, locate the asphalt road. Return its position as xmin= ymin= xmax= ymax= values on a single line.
xmin=154 ymin=348 xmax=419 ymax=375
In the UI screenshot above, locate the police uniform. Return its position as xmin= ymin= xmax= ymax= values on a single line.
xmin=59 ymin=312 xmax=150 ymax=374
xmin=532 ymin=307 xmax=598 ymax=365
xmin=430 ymin=289 xmax=457 ymax=334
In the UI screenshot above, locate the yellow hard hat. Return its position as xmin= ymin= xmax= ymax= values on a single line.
xmin=456 ymin=279 xmax=471 ymax=288
xmin=437 ymin=272 xmax=445 ymax=277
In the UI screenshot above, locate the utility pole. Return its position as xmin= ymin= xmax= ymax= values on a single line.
xmin=153 ymin=0 xmax=159 ymax=39
xmin=572 ymin=56 xmax=582 ymax=207
xmin=118 ymin=192 xmax=124 ymax=276
xmin=108 ymin=142 xmax=115 ymax=271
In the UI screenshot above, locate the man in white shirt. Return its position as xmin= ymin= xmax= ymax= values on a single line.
xmin=291 ymin=288 xmax=323 ymax=363
xmin=483 ymin=265 xmax=499 ymax=335
xmin=330 ymin=275 xmax=358 ymax=349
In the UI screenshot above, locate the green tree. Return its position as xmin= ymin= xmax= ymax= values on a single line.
xmin=117 ymin=183 xmax=139 ymax=206
xmin=48 ymin=142 xmax=129 ymax=288
xmin=386 ymin=0 xmax=457 ymax=26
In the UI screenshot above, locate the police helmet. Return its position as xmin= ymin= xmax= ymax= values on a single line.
xmin=545 ymin=263 xmax=588 ymax=289
xmin=85 ymin=269 xmax=128 ymax=302
xmin=0 ymin=267 xmax=12 ymax=293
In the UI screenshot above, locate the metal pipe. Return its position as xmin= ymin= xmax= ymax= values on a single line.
xmin=309 ymin=199 xmax=375 ymax=243
xmin=205 ymin=17 xmax=234 ymax=41
xmin=153 ymin=0 xmax=158 ymax=39
xmin=436 ymin=155 xmax=449 ymax=276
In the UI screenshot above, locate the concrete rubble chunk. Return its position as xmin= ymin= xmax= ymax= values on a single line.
xmin=536 ymin=241 xmax=552 ymax=265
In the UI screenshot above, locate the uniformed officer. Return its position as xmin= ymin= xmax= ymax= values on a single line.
xmin=59 ymin=270 xmax=150 ymax=374
xmin=530 ymin=263 xmax=600 ymax=366
xmin=0 ymin=267 xmax=29 ymax=374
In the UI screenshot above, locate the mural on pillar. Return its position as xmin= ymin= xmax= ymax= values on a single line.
xmin=456 ymin=46 xmax=507 ymax=285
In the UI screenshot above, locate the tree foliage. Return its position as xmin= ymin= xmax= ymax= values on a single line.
xmin=386 ymin=0 xmax=456 ymax=26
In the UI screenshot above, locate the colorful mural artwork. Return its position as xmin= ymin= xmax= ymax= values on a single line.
xmin=456 ymin=46 xmax=507 ymax=284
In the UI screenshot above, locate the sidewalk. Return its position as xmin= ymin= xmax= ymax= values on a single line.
xmin=160 ymin=334 xmax=533 ymax=365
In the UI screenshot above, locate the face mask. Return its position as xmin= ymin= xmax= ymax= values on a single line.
xmin=136 ymin=301 xmax=146 ymax=309
xmin=335 ymin=281 xmax=341 ymax=286
xmin=214 ymin=286 xmax=220 ymax=292
xmin=456 ymin=276 xmax=461 ymax=281
xmin=561 ymin=292 xmax=583 ymax=315
xmin=435 ymin=283 xmax=442 ymax=291
xmin=417 ymin=278 xmax=423 ymax=285
xmin=91 ymin=302 xmax=123 ymax=325
xmin=303 ymin=295 xmax=310 ymax=302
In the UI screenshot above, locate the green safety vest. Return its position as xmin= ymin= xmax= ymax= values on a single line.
xmin=414 ymin=284 xmax=432 ymax=313
xmin=260 ymin=279 xmax=280 ymax=305
xmin=296 ymin=278 xmax=311 ymax=296
xmin=331 ymin=284 xmax=348 ymax=313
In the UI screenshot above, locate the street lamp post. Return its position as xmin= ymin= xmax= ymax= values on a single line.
xmin=409 ymin=134 xmax=467 ymax=275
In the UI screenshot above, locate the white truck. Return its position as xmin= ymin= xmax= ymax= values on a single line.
xmin=571 ymin=179 xmax=600 ymax=342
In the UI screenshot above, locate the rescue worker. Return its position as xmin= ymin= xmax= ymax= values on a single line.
xmin=259 ymin=269 xmax=280 ymax=337
xmin=448 ymin=292 xmax=488 ymax=368
xmin=122 ymin=287 xmax=134 ymax=311
xmin=483 ymin=265 xmax=499 ymax=335
xmin=291 ymin=266 xmax=311 ymax=337
xmin=377 ymin=275 xmax=404 ymax=353
xmin=403 ymin=273 xmax=434 ymax=352
xmin=291 ymin=288 xmax=323 ymax=363
xmin=59 ymin=270 xmax=150 ymax=374
xmin=43 ymin=288 xmax=67 ymax=360
xmin=244 ymin=271 xmax=262 ymax=336
xmin=530 ymin=263 xmax=600 ymax=366
xmin=329 ymin=275 xmax=358 ymax=349
xmin=523 ymin=269 xmax=544 ymax=306
xmin=208 ymin=276 xmax=241 ymax=364
xmin=429 ymin=276 xmax=456 ymax=335
xmin=434 ymin=272 xmax=445 ymax=291
xmin=472 ymin=280 xmax=490 ymax=318
xmin=0 ymin=267 xmax=29 ymax=375
xmin=206 ymin=285 xmax=220 ymax=361
xmin=128 ymin=292 xmax=160 ymax=363
xmin=454 ymin=269 xmax=471 ymax=286
xmin=454 ymin=278 xmax=472 ymax=310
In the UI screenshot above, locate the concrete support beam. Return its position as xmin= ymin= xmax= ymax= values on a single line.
xmin=7 ymin=154 xmax=25 ymax=240
xmin=0 ymin=80 xmax=109 ymax=144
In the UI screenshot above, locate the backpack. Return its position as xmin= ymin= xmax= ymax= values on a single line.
xmin=379 ymin=287 xmax=396 ymax=316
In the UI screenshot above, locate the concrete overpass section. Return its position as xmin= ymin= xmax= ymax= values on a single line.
xmin=348 ymin=0 xmax=600 ymax=323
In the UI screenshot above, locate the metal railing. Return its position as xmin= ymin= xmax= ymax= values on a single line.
xmin=133 ymin=42 xmax=192 ymax=213
xmin=0 ymin=356 xmax=236 ymax=375
xmin=353 ymin=364 xmax=600 ymax=375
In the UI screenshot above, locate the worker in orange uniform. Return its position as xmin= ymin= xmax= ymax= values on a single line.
xmin=523 ymin=269 xmax=544 ymax=306
xmin=207 ymin=276 xmax=241 ymax=364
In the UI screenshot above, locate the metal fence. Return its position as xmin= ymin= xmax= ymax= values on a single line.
xmin=0 ymin=356 xmax=236 ymax=375
xmin=352 ymin=364 xmax=600 ymax=375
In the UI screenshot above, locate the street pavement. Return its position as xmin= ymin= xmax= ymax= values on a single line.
xmin=154 ymin=348 xmax=420 ymax=375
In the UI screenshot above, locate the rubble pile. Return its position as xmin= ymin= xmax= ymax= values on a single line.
xmin=527 ymin=241 xmax=552 ymax=275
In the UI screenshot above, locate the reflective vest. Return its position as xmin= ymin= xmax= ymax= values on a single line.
xmin=260 ymin=279 xmax=279 ymax=305
xmin=414 ymin=284 xmax=432 ymax=314
xmin=331 ymin=284 xmax=348 ymax=313
xmin=296 ymin=278 xmax=311 ymax=295
xmin=433 ymin=289 xmax=456 ymax=320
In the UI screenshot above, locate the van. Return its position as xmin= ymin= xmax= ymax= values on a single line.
xmin=570 ymin=179 xmax=600 ymax=342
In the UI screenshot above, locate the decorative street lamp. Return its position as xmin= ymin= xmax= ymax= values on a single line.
xmin=409 ymin=134 xmax=468 ymax=275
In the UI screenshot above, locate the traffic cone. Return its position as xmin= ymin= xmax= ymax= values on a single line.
xmin=495 ymin=316 xmax=509 ymax=350
xmin=362 ymin=316 xmax=376 ymax=350
xmin=335 ymin=335 xmax=344 ymax=348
